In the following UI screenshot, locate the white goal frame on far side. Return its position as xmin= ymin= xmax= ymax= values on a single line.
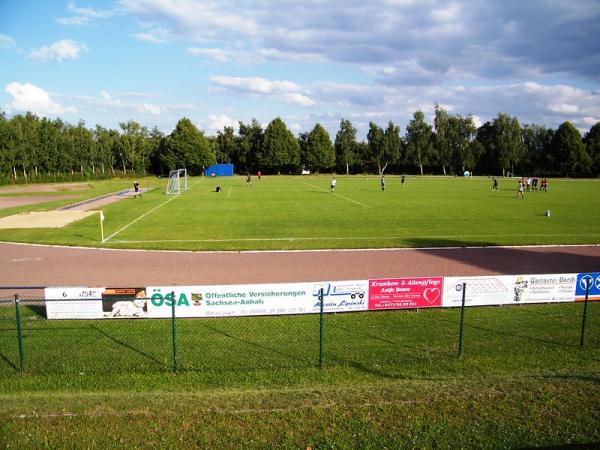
xmin=165 ymin=168 xmax=188 ymax=195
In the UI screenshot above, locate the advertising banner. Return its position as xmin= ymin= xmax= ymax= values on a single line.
xmin=442 ymin=274 xmax=578 ymax=307
xmin=45 ymin=287 xmax=104 ymax=319
xmin=575 ymin=272 xmax=600 ymax=301
xmin=45 ymin=287 xmax=148 ymax=319
xmin=146 ymin=280 xmax=369 ymax=318
xmin=313 ymin=280 xmax=368 ymax=313
xmin=44 ymin=272 xmax=588 ymax=320
xmin=368 ymin=277 xmax=443 ymax=310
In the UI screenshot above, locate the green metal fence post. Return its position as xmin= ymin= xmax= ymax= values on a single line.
xmin=458 ymin=283 xmax=467 ymax=357
xmin=14 ymin=294 xmax=25 ymax=372
xmin=580 ymin=278 xmax=591 ymax=347
xmin=319 ymin=288 xmax=324 ymax=369
xmin=171 ymin=291 xmax=177 ymax=373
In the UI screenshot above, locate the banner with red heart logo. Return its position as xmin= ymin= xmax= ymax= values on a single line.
xmin=368 ymin=277 xmax=443 ymax=310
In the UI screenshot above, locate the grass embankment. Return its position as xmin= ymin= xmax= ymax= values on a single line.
xmin=0 ymin=302 xmax=598 ymax=448
xmin=0 ymin=176 xmax=599 ymax=250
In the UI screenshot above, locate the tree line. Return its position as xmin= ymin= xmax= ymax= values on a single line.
xmin=1 ymin=106 xmax=599 ymax=184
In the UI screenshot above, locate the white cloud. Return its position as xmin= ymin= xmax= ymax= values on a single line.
xmin=211 ymin=76 xmax=299 ymax=94
xmin=131 ymin=26 xmax=173 ymax=44
xmin=188 ymin=47 xmax=231 ymax=62
xmin=206 ymin=113 xmax=238 ymax=134
xmin=4 ymin=82 xmax=77 ymax=115
xmin=119 ymin=0 xmax=258 ymax=41
xmin=0 ymin=34 xmax=16 ymax=49
xmin=256 ymin=47 xmax=326 ymax=63
xmin=137 ymin=103 xmax=163 ymax=115
xmin=28 ymin=39 xmax=87 ymax=62
xmin=117 ymin=0 xmax=600 ymax=84
xmin=56 ymin=2 xmax=115 ymax=26
xmin=292 ymin=80 xmax=600 ymax=138
xmin=282 ymin=93 xmax=316 ymax=107
xmin=548 ymin=103 xmax=579 ymax=114
xmin=210 ymin=75 xmax=316 ymax=107
xmin=430 ymin=3 xmax=462 ymax=23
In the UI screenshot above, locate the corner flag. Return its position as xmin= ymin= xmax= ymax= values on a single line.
xmin=99 ymin=210 xmax=105 ymax=243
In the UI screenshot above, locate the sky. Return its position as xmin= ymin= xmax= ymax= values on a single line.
xmin=1 ymin=0 xmax=599 ymax=139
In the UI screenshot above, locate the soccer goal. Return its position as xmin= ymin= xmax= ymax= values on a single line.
xmin=165 ymin=168 xmax=188 ymax=195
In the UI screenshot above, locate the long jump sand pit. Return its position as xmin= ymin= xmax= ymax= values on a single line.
xmin=0 ymin=210 xmax=98 ymax=229
xmin=0 ymin=184 xmax=143 ymax=228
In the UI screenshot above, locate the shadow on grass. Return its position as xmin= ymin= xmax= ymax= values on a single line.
xmin=327 ymin=321 xmax=397 ymax=345
xmin=0 ymin=351 xmax=18 ymax=371
xmin=89 ymin=324 xmax=165 ymax=367
xmin=435 ymin=315 xmax=580 ymax=349
xmin=24 ymin=304 xmax=46 ymax=318
xmin=325 ymin=354 xmax=403 ymax=379
xmin=535 ymin=373 xmax=600 ymax=384
xmin=199 ymin=322 xmax=315 ymax=367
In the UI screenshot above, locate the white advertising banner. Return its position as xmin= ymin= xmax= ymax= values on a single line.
xmin=146 ymin=280 xmax=369 ymax=318
xmin=45 ymin=287 xmax=149 ymax=319
xmin=45 ymin=287 xmax=104 ymax=319
xmin=442 ymin=273 xmax=578 ymax=307
xmin=44 ymin=273 xmax=581 ymax=319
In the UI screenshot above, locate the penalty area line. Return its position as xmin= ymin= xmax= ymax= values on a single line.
xmin=104 ymin=178 xmax=205 ymax=243
xmin=303 ymin=182 xmax=369 ymax=208
xmin=102 ymin=195 xmax=179 ymax=243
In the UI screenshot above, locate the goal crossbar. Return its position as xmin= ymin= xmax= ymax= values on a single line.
xmin=166 ymin=169 xmax=188 ymax=195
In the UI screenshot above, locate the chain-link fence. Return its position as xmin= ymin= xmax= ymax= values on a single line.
xmin=0 ymin=293 xmax=598 ymax=376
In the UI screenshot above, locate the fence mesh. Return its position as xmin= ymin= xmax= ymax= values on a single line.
xmin=0 ymin=296 xmax=598 ymax=376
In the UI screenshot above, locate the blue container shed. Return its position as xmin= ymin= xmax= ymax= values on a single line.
xmin=204 ymin=164 xmax=234 ymax=177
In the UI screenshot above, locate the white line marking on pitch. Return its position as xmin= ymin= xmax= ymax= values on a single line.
xmin=303 ymin=182 xmax=369 ymax=208
xmin=103 ymin=179 xmax=203 ymax=243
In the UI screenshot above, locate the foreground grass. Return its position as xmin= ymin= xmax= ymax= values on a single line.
xmin=0 ymin=175 xmax=599 ymax=250
xmin=1 ymin=377 xmax=598 ymax=449
xmin=1 ymin=302 xmax=598 ymax=448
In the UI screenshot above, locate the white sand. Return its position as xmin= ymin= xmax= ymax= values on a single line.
xmin=0 ymin=210 xmax=98 ymax=229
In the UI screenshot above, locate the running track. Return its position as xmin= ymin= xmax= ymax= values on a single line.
xmin=1 ymin=242 xmax=599 ymax=298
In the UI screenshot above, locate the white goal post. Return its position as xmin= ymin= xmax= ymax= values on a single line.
xmin=165 ymin=168 xmax=188 ymax=195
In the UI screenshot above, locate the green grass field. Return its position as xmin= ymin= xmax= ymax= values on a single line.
xmin=0 ymin=301 xmax=598 ymax=448
xmin=1 ymin=175 xmax=600 ymax=250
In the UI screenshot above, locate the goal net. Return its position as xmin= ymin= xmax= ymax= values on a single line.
xmin=165 ymin=169 xmax=188 ymax=195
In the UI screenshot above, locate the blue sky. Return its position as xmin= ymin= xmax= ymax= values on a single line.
xmin=1 ymin=0 xmax=599 ymax=139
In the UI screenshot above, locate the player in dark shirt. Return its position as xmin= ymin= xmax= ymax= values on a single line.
xmin=133 ymin=181 xmax=142 ymax=199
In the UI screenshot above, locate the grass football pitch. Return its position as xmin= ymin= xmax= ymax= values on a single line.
xmin=0 ymin=175 xmax=599 ymax=250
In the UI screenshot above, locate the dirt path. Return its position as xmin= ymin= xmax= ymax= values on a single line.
xmin=1 ymin=242 xmax=598 ymax=298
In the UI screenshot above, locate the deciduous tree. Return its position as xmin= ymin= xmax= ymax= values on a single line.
xmin=261 ymin=117 xmax=300 ymax=174
xmin=550 ymin=121 xmax=590 ymax=176
xmin=302 ymin=123 xmax=334 ymax=172
xmin=334 ymin=119 xmax=358 ymax=175
xmin=405 ymin=111 xmax=433 ymax=176
xmin=583 ymin=122 xmax=600 ymax=177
